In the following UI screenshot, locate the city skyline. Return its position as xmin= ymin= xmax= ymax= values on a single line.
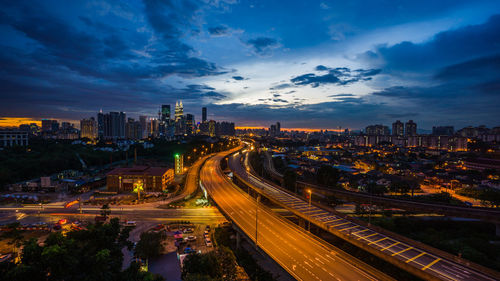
xmin=1 ymin=1 xmax=500 ymax=129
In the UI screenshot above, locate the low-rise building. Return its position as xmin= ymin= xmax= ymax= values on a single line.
xmin=106 ymin=166 xmax=174 ymax=192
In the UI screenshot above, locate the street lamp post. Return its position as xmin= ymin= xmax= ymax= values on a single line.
xmin=307 ymin=189 xmax=312 ymax=232
xmin=255 ymin=195 xmax=260 ymax=246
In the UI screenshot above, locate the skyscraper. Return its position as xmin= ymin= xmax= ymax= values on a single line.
xmin=97 ymin=110 xmax=104 ymax=139
xmin=161 ymin=105 xmax=171 ymax=122
xmin=202 ymin=107 xmax=207 ymax=123
xmin=175 ymin=101 xmax=183 ymax=122
xmin=405 ymin=120 xmax=417 ymax=136
xmin=392 ymin=120 xmax=404 ymax=136
xmin=102 ymin=111 xmax=126 ymax=139
xmin=80 ymin=117 xmax=97 ymax=140
xmin=276 ymin=122 xmax=281 ymax=135
xmin=139 ymin=115 xmax=148 ymax=138
xmin=186 ymin=114 xmax=194 ymax=135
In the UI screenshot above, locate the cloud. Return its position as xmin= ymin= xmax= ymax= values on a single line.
xmin=362 ymin=14 xmax=500 ymax=72
xmin=232 ymin=75 xmax=247 ymax=80
xmin=290 ymin=66 xmax=380 ymax=87
xmin=202 ymin=91 xmax=226 ymax=100
xmin=328 ymin=94 xmax=355 ymax=97
xmin=208 ymin=25 xmax=230 ymax=36
xmin=269 ymin=83 xmax=293 ymax=90
xmin=244 ymin=37 xmax=281 ymax=56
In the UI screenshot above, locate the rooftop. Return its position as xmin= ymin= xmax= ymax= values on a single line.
xmin=107 ymin=166 xmax=171 ymax=177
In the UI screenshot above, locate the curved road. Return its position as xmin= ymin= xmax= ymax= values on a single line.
xmin=200 ymin=148 xmax=390 ymax=281
xmin=232 ymin=150 xmax=498 ymax=281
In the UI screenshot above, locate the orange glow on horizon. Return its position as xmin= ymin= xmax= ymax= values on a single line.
xmin=236 ymin=126 xmax=344 ymax=132
xmin=0 ymin=117 xmax=42 ymax=128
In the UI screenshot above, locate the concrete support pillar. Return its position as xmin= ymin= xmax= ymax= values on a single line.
xmin=298 ymin=218 xmax=306 ymax=229
xmin=236 ymin=231 xmax=241 ymax=249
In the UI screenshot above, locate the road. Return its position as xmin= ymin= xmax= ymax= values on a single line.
xmin=260 ymin=150 xmax=500 ymax=223
xmin=200 ymin=148 xmax=389 ymax=281
xmin=231 ymin=151 xmax=498 ymax=281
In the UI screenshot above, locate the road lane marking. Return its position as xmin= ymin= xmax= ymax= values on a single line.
xmin=351 ymin=229 xmax=370 ymax=235
xmin=368 ymin=237 xmax=387 ymax=245
xmin=381 ymin=241 xmax=399 ymax=251
xmin=391 ymin=247 xmax=413 ymax=256
xmin=357 ymin=232 xmax=377 ymax=240
xmin=422 ymin=258 xmax=441 ymax=270
xmin=406 ymin=252 xmax=426 ymax=263
xmin=332 ymin=222 xmax=350 ymax=227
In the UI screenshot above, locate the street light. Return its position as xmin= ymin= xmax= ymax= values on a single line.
xmin=255 ymin=195 xmax=260 ymax=246
xmin=307 ymin=189 xmax=312 ymax=232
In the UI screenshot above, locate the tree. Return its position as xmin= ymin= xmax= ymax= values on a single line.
xmin=316 ymin=165 xmax=340 ymax=188
xmin=283 ymin=169 xmax=297 ymax=193
xmin=100 ymin=203 xmax=111 ymax=219
xmin=135 ymin=231 xmax=164 ymax=260
xmin=182 ymin=247 xmax=237 ymax=281
xmin=0 ymin=218 xmax=158 ymax=281
xmin=366 ymin=182 xmax=387 ymax=195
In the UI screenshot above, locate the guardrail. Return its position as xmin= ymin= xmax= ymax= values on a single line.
xmin=262 ymin=150 xmax=500 ymax=223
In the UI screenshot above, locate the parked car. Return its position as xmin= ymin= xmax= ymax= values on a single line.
xmin=205 ymin=238 xmax=212 ymax=247
xmin=187 ymin=235 xmax=196 ymax=241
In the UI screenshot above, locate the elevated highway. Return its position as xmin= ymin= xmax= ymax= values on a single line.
xmin=230 ymin=149 xmax=499 ymax=281
xmin=261 ymin=150 xmax=500 ymax=224
xmin=201 ymin=147 xmax=391 ymax=281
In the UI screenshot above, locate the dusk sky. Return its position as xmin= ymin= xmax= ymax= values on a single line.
xmin=1 ymin=0 xmax=499 ymax=130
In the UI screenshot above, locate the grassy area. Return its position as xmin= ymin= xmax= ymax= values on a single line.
xmin=365 ymin=216 xmax=500 ymax=271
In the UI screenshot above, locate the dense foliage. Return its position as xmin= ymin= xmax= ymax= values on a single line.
xmin=181 ymin=247 xmax=237 ymax=281
xmin=316 ymin=165 xmax=340 ymax=188
xmin=0 ymin=218 xmax=163 ymax=281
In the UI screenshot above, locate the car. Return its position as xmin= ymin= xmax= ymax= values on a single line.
xmin=183 ymin=228 xmax=194 ymax=233
xmin=205 ymin=225 xmax=211 ymax=231
xmin=187 ymin=235 xmax=196 ymax=241
xmin=205 ymin=239 xmax=213 ymax=247
xmin=203 ymin=232 xmax=209 ymax=238
xmin=153 ymin=224 xmax=164 ymax=231
xmin=184 ymin=247 xmax=196 ymax=254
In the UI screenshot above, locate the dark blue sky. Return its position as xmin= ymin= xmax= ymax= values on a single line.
xmin=1 ymin=0 xmax=499 ymax=129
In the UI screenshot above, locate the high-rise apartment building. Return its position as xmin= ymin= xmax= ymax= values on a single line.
xmin=365 ymin=124 xmax=390 ymax=135
xmin=392 ymin=120 xmax=404 ymax=136
xmin=405 ymin=120 xmax=417 ymax=136
xmin=125 ymin=118 xmax=143 ymax=139
xmin=202 ymin=107 xmax=207 ymax=123
xmin=102 ymin=111 xmax=126 ymax=139
xmin=41 ymin=119 xmax=59 ymax=132
xmin=80 ymin=117 xmax=97 ymax=140
xmin=186 ymin=114 xmax=194 ymax=135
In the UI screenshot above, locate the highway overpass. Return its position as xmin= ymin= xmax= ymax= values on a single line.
xmin=261 ymin=150 xmax=500 ymax=224
xmin=201 ymin=147 xmax=391 ymax=281
xmin=230 ymin=149 xmax=500 ymax=281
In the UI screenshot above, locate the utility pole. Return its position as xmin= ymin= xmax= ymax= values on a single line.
xmin=79 ymin=197 xmax=82 ymax=214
